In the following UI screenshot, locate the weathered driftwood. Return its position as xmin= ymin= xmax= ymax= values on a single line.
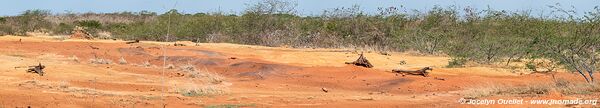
xmin=26 ymin=63 xmax=46 ymax=76
xmin=126 ymin=40 xmax=140 ymax=44
xmin=345 ymin=53 xmax=373 ymax=68
xmin=392 ymin=67 xmax=432 ymax=77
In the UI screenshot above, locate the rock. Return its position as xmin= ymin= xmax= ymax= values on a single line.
xmin=321 ymin=87 xmax=329 ymax=93
xmin=434 ymin=77 xmax=445 ymax=81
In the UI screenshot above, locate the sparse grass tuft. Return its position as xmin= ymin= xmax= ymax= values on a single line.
xmin=553 ymin=79 xmax=600 ymax=95
xmin=179 ymin=85 xmax=226 ymax=97
xmin=139 ymin=61 xmax=151 ymax=67
xmin=178 ymin=64 xmax=226 ymax=84
xmin=204 ymin=72 xmax=225 ymax=84
xmin=90 ymin=57 xmax=112 ymax=64
xmin=165 ymin=64 xmax=175 ymax=69
xmin=118 ymin=57 xmax=127 ymax=64
xmin=204 ymin=103 xmax=256 ymax=108
xmin=58 ymin=80 xmax=69 ymax=89
xmin=464 ymin=81 xmax=600 ymax=99
xmin=463 ymin=83 xmax=551 ymax=99
xmin=179 ymin=64 xmax=200 ymax=78
xmin=70 ymin=55 xmax=79 ymax=63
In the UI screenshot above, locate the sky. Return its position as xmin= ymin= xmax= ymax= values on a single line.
xmin=0 ymin=0 xmax=598 ymax=16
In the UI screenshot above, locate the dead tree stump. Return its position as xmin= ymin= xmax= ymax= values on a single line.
xmin=26 ymin=63 xmax=45 ymax=76
xmin=345 ymin=53 xmax=373 ymax=68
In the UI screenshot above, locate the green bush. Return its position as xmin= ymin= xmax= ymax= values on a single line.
xmin=74 ymin=20 xmax=102 ymax=29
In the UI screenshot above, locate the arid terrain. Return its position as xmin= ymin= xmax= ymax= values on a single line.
xmin=0 ymin=35 xmax=598 ymax=108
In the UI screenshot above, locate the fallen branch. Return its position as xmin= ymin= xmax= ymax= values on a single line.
xmin=26 ymin=63 xmax=45 ymax=76
xmin=392 ymin=67 xmax=432 ymax=77
xmin=126 ymin=40 xmax=140 ymax=44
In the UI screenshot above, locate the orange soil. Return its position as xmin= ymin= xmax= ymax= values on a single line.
xmin=0 ymin=36 xmax=598 ymax=108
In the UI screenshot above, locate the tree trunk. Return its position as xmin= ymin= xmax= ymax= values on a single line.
xmin=506 ymin=53 xmax=517 ymax=66
xmin=590 ymin=72 xmax=595 ymax=82
xmin=575 ymin=63 xmax=591 ymax=83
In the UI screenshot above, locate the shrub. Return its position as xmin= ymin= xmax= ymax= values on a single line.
xmin=446 ymin=57 xmax=467 ymax=68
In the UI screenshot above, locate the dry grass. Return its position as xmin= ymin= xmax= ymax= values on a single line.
xmin=203 ymin=72 xmax=225 ymax=84
xmin=89 ymin=57 xmax=112 ymax=64
xmin=178 ymin=84 xmax=227 ymax=97
xmin=139 ymin=61 xmax=151 ymax=67
xmin=69 ymin=55 xmax=79 ymax=63
xmin=553 ymin=78 xmax=600 ymax=95
xmin=58 ymin=80 xmax=69 ymax=89
xmin=118 ymin=57 xmax=127 ymax=64
xmin=175 ymin=64 xmax=228 ymax=97
xmin=464 ymin=80 xmax=600 ymax=99
xmin=177 ymin=64 xmax=226 ymax=84
xmin=205 ymin=103 xmax=256 ymax=108
xmin=165 ymin=64 xmax=175 ymax=69
xmin=179 ymin=64 xmax=199 ymax=78
xmin=463 ymin=83 xmax=551 ymax=99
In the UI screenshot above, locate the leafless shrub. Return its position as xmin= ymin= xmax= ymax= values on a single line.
xmin=206 ymin=32 xmax=230 ymax=43
xmin=96 ymin=31 xmax=113 ymax=39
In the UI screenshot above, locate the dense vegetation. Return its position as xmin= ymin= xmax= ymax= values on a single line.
xmin=0 ymin=1 xmax=598 ymax=82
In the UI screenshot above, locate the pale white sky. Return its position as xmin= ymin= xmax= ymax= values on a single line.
xmin=0 ymin=0 xmax=598 ymax=16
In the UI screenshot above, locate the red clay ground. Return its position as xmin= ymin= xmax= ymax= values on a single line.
xmin=0 ymin=36 xmax=598 ymax=108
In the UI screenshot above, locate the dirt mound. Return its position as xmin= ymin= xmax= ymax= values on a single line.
xmin=172 ymin=48 xmax=223 ymax=57
xmin=117 ymin=47 xmax=152 ymax=56
xmin=227 ymin=61 xmax=302 ymax=80
xmin=154 ymin=56 xmax=225 ymax=66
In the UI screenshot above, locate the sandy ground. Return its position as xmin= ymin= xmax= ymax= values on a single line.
xmin=0 ymin=35 xmax=598 ymax=108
